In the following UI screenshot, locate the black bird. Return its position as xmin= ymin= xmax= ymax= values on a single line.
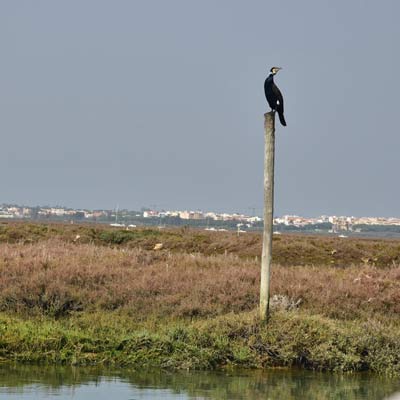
xmin=264 ymin=67 xmax=286 ymax=126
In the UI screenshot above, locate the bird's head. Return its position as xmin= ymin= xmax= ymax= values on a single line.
xmin=270 ymin=67 xmax=282 ymax=75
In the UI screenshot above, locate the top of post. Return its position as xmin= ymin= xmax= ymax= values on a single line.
xmin=264 ymin=111 xmax=275 ymax=135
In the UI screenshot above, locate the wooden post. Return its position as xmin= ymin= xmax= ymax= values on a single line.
xmin=260 ymin=111 xmax=275 ymax=322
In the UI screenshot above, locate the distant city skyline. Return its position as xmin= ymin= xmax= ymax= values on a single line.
xmin=4 ymin=201 xmax=400 ymax=221
xmin=1 ymin=1 xmax=400 ymax=217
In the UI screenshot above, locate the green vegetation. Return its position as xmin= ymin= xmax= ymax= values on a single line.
xmin=0 ymin=222 xmax=400 ymax=375
xmin=1 ymin=311 xmax=399 ymax=375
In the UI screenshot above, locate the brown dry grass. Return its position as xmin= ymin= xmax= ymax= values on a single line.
xmin=3 ymin=221 xmax=400 ymax=267
xmin=1 ymin=235 xmax=400 ymax=321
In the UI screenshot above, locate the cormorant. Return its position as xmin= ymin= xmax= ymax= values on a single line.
xmin=264 ymin=67 xmax=286 ymax=126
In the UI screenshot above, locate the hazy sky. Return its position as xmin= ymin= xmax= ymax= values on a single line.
xmin=1 ymin=1 xmax=400 ymax=216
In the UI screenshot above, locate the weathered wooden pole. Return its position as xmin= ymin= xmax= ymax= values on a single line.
xmin=260 ymin=111 xmax=275 ymax=322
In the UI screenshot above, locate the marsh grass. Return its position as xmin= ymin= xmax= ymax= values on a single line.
xmin=0 ymin=239 xmax=399 ymax=320
xmin=0 ymin=222 xmax=400 ymax=374
xmin=3 ymin=221 xmax=400 ymax=267
xmin=1 ymin=311 xmax=399 ymax=375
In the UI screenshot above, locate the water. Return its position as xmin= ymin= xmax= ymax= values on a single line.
xmin=0 ymin=364 xmax=399 ymax=400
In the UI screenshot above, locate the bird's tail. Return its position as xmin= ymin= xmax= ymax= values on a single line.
xmin=278 ymin=111 xmax=286 ymax=126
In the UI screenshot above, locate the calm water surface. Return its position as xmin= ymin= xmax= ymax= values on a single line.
xmin=0 ymin=364 xmax=399 ymax=400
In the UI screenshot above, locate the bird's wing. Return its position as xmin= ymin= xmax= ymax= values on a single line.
xmin=272 ymin=84 xmax=284 ymax=113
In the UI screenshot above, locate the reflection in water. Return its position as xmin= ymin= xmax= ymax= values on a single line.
xmin=0 ymin=364 xmax=399 ymax=399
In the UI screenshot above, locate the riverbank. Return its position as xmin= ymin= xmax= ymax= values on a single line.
xmin=1 ymin=311 xmax=399 ymax=375
xmin=0 ymin=222 xmax=399 ymax=374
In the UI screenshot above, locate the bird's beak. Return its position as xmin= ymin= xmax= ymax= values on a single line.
xmin=277 ymin=67 xmax=282 ymax=70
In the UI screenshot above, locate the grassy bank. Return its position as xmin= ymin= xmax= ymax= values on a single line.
xmin=1 ymin=311 xmax=399 ymax=375
xmin=0 ymin=222 xmax=400 ymax=374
